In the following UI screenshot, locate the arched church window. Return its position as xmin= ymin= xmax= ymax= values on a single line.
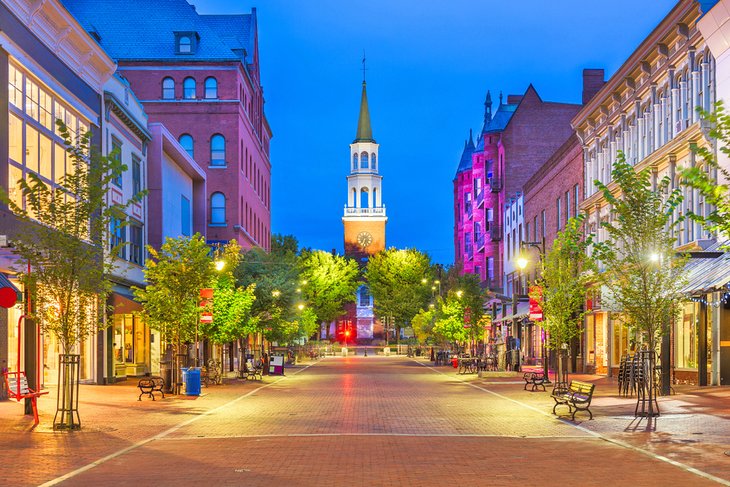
xmin=353 ymin=153 xmax=358 ymax=170
xmin=361 ymin=152 xmax=369 ymax=169
xmin=359 ymin=286 xmax=371 ymax=307
xmin=352 ymin=188 xmax=357 ymax=207
xmin=372 ymin=153 xmax=376 ymax=170
xmin=360 ymin=187 xmax=369 ymax=208
xmin=373 ymin=188 xmax=378 ymax=207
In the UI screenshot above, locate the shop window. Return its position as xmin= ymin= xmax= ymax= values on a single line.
xmin=676 ymin=303 xmax=698 ymax=369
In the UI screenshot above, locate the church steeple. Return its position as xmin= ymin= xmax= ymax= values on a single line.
xmin=484 ymin=90 xmax=492 ymax=123
xmin=354 ymin=81 xmax=374 ymax=143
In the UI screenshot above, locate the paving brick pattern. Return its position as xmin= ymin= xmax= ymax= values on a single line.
xmin=1 ymin=357 xmax=729 ymax=486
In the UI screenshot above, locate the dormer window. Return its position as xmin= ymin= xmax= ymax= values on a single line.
xmin=175 ymin=31 xmax=199 ymax=55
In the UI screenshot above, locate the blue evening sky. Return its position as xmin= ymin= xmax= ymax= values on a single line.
xmin=192 ymin=0 xmax=676 ymax=264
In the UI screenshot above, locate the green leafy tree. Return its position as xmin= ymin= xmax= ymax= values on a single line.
xmin=442 ymin=266 xmax=484 ymax=346
xmin=593 ymin=153 xmax=687 ymax=355
xmin=531 ymin=215 xmax=595 ymax=383
xmin=202 ymin=240 xmax=258 ymax=345
xmin=411 ymin=307 xmax=436 ymax=343
xmin=432 ymin=292 xmax=469 ymax=345
xmin=235 ymin=234 xmax=302 ymax=348
xmin=297 ymin=250 xmax=360 ymax=338
xmin=0 ymin=122 xmax=142 ymax=429
xmin=681 ymin=102 xmax=730 ymax=242
xmin=365 ymin=248 xmax=433 ymax=342
xmin=134 ymin=234 xmax=214 ymax=392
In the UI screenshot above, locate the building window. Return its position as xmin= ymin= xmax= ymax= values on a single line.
xmin=359 ymin=286 xmax=371 ymax=307
xmin=129 ymin=223 xmax=143 ymax=265
xmin=574 ymin=184 xmax=580 ymax=218
xmin=183 ymin=77 xmax=196 ymax=99
xmin=162 ymin=77 xmax=175 ymax=99
xmin=110 ymin=216 xmax=126 ymax=259
xmin=210 ymin=134 xmax=225 ymax=166
xmin=175 ymin=32 xmax=199 ymax=54
xmin=361 ymin=152 xmax=369 ymax=169
xmin=132 ymin=156 xmax=141 ymax=195
xmin=372 ymin=153 xmax=377 ymax=170
xmin=179 ymin=134 xmax=194 ymax=158
xmin=556 ymin=198 xmax=562 ymax=231
xmin=181 ymin=195 xmax=191 ymax=236
xmin=211 ymin=192 xmax=226 ymax=225
xmin=353 ymin=153 xmax=358 ymax=170
xmin=541 ymin=210 xmax=546 ymax=239
xmin=204 ymin=77 xmax=218 ymax=99
xmin=111 ymin=138 xmax=123 ymax=187
xmin=565 ymin=190 xmax=571 ymax=223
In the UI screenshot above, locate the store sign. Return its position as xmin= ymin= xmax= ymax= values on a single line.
xmin=529 ymin=285 xmax=543 ymax=321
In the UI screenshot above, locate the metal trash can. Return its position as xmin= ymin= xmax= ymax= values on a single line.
xmin=183 ymin=367 xmax=201 ymax=396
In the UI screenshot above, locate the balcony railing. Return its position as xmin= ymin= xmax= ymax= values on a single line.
xmin=344 ymin=206 xmax=386 ymax=217
xmin=489 ymin=177 xmax=501 ymax=193
xmin=489 ymin=225 xmax=502 ymax=241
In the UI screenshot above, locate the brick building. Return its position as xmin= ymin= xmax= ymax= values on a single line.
xmin=65 ymin=0 xmax=272 ymax=251
xmin=454 ymin=84 xmax=586 ymax=292
xmin=574 ymin=0 xmax=722 ymax=381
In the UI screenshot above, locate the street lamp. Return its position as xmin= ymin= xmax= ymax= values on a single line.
xmin=215 ymin=260 xmax=225 ymax=272
xmin=516 ymin=238 xmax=550 ymax=384
xmin=456 ymin=290 xmax=463 ymax=298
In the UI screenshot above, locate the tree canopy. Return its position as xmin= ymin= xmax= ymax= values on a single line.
xmin=297 ymin=249 xmax=360 ymax=325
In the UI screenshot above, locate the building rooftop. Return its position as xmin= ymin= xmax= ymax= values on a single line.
xmin=456 ymin=129 xmax=475 ymax=174
xmin=63 ymin=0 xmax=254 ymax=63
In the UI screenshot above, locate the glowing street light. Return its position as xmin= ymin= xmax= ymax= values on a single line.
xmin=215 ymin=260 xmax=225 ymax=272
xmin=297 ymin=303 xmax=305 ymax=311
xmin=456 ymin=290 xmax=463 ymax=298
xmin=516 ymin=256 xmax=529 ymax=270
xmin=272 ymin=290 xmax=281 ymax=298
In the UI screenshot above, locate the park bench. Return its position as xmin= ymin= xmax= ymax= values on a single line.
xmin=3 ymin=371 xmax=49 ymax=424
xmin=523 ymin=372 xmax=546 ymax=392
xmin=551 ymin=380 xmax=595 ymax=421
xmin=137 ymin=376 xmax=165 ymax=401
xmin=243 ymin=359 xmax=262 ymax=381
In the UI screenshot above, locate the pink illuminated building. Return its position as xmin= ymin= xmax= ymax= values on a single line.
xmin=454 ymin=74 xmax=603 ymax=292
xmin=66 ymin=0 xmax=272 ymax=251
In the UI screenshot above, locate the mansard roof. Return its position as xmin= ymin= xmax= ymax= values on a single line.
xmin=63 ymin=0 xmax=255 ymax=62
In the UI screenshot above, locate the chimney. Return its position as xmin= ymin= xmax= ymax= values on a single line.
xmin=506 ymin=95 xmax=523 ymax=105
xmin=582 ymin=69 xmax=605 ymax=104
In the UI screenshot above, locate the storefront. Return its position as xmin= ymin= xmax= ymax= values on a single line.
xmin=109 ymin=292 xmax=157 ymax=380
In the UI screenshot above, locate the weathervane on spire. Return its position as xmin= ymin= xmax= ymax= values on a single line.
xmin=362 ymin=50 xmax=368 ymax=82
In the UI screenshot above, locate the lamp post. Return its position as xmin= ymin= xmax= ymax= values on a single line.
xmin=516 ymin=238 xmax=550 ymax=383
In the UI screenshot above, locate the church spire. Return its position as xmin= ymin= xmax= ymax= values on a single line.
xmin=354 ymin=81 xmax=374 ymax=143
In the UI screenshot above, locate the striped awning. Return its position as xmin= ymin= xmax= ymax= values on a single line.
xmin=681 ymin=241 xmax=730 ymax=295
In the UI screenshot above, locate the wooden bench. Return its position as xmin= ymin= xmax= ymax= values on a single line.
xmin=137 ymin=376 xmax=165 ymax=401
xmin=523 ymin=372 xmax=546 ymax=392
xmin=551 ymin=380 xmax=595 ymax=421
xmin=243 ymin=360 xmax=262 ymax=381
xmin=3 ymin=371 xmax=49 ymax=425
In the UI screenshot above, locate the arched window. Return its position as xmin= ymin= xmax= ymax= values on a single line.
xmin=162 ymin=77 xmax=175 ymax=99
xmin=351 ymin=188 xmax=357 ymax=207
xmin=179 ymin=36 xmax=192 ymax=53
xmin=373 ymin=187 xmax=378 ymax=207
xmin=361 ymin=151 xmax=369 ymax=169
xmin=372 ymin=153 xmax=377 ymax=170
xmin=210 ymin=134 xmax=225 ymax=166
xmin=204 ymin=77 xmax=218 ymax=99
xmin=183 ymin=77 xmax=196 ymax=99
xmin=359 ymin=286 xmax=371 ymax=307
xmin=178 ymin=134 xmax=194 ymax=158
xmin=352 ymin=153 xmax=358 ymax=170
xmin=211 ymin=192 xmax=226 ymax=224
xmin=360 ymin=187 xmax=369 ymax=208
xmin=683 ymin=69 xmax=690 ymax=123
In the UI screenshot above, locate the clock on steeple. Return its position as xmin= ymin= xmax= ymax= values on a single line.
xmin=342 ymin=79 xmax=387 ymax=258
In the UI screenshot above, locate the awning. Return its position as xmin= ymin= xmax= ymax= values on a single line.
xmin=493 ymin=301 xmax=530 ymax=324
xmin=681 ymin=241 xmax=730 ymax=295
xmin=0 ymin=273 xmax=22 ymax=307
xmin=110 ymin=291 xmax=142 ymax=314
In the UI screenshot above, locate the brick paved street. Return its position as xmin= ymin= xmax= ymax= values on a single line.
xmin=3 ymin=356 xmax=730 ymax=486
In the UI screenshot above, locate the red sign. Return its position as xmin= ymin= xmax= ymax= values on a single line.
xmin=529 ymin=285 xmax=543 ymax=322
xmin=200 ymin=288 xmax=214 ymax=323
